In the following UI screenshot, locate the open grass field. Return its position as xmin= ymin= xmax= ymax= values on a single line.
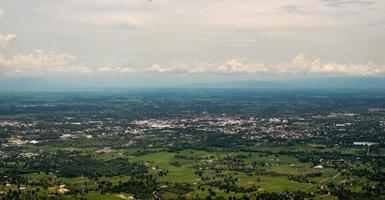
xmin=83 ymin=192 xmax=134 ymax=200
xmin=18 ymin=145 xmax=371 ymax=198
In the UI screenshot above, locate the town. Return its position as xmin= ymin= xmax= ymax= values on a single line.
xmin=0 ymin=89 xmax=384 ymax=199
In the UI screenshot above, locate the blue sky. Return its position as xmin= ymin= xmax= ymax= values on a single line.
xmin=1 ymin=0 xmax=385 ymax=85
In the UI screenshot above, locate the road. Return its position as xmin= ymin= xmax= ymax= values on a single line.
xmin=304 ymin=168 xmax=348 ymax=192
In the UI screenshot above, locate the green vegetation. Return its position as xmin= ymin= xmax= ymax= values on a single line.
xmin=0 ymin=90 xmax=384 ymax=199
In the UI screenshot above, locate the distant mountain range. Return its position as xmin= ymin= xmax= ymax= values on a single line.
xmin=1 ymin=77 xmax=385 ymax=91
xmin=193 ymin=78 xmax=385 ymax=90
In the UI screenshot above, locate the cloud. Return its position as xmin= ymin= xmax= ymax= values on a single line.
xmin=281 ymin=5 xmax=300 ymax=13
xmin=80 ymin=12 xmax=147 ymax=29
xmin=0 ymin=30 xmax=383 ymax=78
xmin=0 ymin=49 xmax=91 ymax=76
xmin=274 ymin=54 xmax=385 ymax=76
xmin=323 ymin=0 xmax=374 ymax=7
xmin=1 ymin=0 xmax=384 ymax=81
xmin=186 ymin=59 xmax=268 ymax=75
xmin=1 ymin=51 xmax=384 ymax=77
xmin=0 ymin=9 xmax=3 ymax=19
xmin=95 ymin=55 xmax=385 ymax=77
xmin=37 ymin=0 xmax=343 ymax=31
xmin=97 ymin=66 xmax=134 ymax=73
xmin=0 ymin=34 xmax=16 ymax=47
xmin=0 ymin=33 xmax=88 ymax=77
xmin=115 ymin=59 xmax=269 ymax=75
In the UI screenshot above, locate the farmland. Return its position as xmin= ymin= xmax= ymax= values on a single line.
xmin=0 ymin=89 xmax=384 ymax=199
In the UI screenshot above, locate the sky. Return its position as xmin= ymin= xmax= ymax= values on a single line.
xmin=1 ymin=0 xmax=385 ymax=87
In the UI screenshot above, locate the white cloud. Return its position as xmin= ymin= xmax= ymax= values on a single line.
xmin=0 ymin=9 xmax=3 ymax=19
xmin=1 ymin=1 xmax=384 ymax=80
xmin=0 ymin=49 xmax=91 ymax=76
xmin=97 ymin=66 xmax=134 ymax=73
xmin=169 ymin=59 xmax=268 ymax=75
xmin=0 ymin=31 xmax=383 ymax=77
xmin=217 ymin=59 xmax=268 ymax=74
xmin=0 ymin=34 xmax=16 ymax=47
xmin=275 ymin=54 xmax=385 ymax=76
xmin=119 ymin=59 xmax=269 ymax=75
xmin=3 ymin=0 xmax=381 ymax=68
xmin=94 ymin=55 xmax=385 ymax=76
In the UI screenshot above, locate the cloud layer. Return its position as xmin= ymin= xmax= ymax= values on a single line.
xmin=1 ymin=0 xmax=385 ymax=80
xmin=0 ymin=49 xmax=90 ymax=76
xmin=1 ymin=47 xmax=383 ymax=77
xmin=0 ymin=32 xmax=383 ymax=77
xmin=143 ymin=55 xmax=385 ymax=76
